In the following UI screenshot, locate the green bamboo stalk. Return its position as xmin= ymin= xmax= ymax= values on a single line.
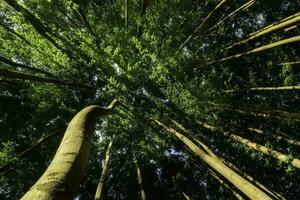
xmin=225 ymin=13 xmax=300 ymax=50
xmin=225 ymin=85 xmax=300 ymax=92
xmin=208 ymin=35 xmax=300 ymax=64
xmin=177 ymin=0 xmax=228 ymax=51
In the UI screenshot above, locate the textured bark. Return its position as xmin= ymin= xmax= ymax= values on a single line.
xmin=225 ymin=85 xmax=300 ymax=92
xmin=0 ymin=68 xmax=92 ymax=89
xmin=177 ymin=0 xmax=228 ymax=51
xmin=247 ymin=128 xmax=300 ymax=147
xmin=226 ymin=12 xmax=300 ymax=49
xmin=199 ymin=122 xmax=300 ymax=169
xmin=155 ymin=120 xmax=272 ymax=200
xmin=21 ymin=100 xmax=118 ymax=200
xmin=94 ymin=140 xmax=113 ymax=200
xmin=134 ymin=159 xmax=147 ymax=200
xmin=209 ymin=35 xmax=300 ymax=64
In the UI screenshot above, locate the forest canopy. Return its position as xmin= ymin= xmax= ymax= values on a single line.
xmin=0 ymin=0 xmax=300 ymax=199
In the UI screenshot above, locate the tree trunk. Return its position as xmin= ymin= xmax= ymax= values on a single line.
xmin=226 ymin=13 xmax=300 ymax=49
xmin=202 ymin=101 xmax=300 ymax=121
xmin=182 ymin=192 xmax=191 ymax=200
xmin=21 ymin=99 xmax=118 ymax=200
xmin=94 ymin=139 xmax=114 ymax=200
xmin=133 ymin=159 xmax=147 ymax=200
xmin=171 ymin=120 xmax=284 ymax=200
xmin=199 ymin=122 xmax=300 ymax=169
xmin=155 ymin=119 xmax=272 ymax=200
xmin=0 ymin=55 xmax=54 ymax=77
xmin=177 ymin=0 xmax=228 ymax=51
xmin=247 ymin=127 xmax=300 ymax=147
xmin=0 ymin=129 xmax=63 ymax=174
xmin=0 ymin=68 xmax=92 ymax=89
xmin=209 ymin=35 xmax=300 ymax=64
xmin=209 ymin=169 xmax=245 ymax=200
xmin=225 ymin=85 xmax=300 ymax=92
xmin=249 ymin=12 xmax=300 ymax=37
xmin=208 ymin=0 xmax=255 ymax=33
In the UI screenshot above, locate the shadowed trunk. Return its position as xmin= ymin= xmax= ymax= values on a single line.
xmin=21 ymin=99 xmax=118 ymax=200
xmin=94 ymin=139 xmax=113 ymax=200
xmin=155 ymin=119 xmax=272 ymax=200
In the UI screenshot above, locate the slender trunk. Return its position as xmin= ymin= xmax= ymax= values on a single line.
xmin=3 ymin=0 xmax=72 ymax=58
xmin=247 ymin=128 xmax=300 ymax=147
xmin=203 ymin=101 xmax=300 ymax=121
xmin=209 ymin=35 xmax=300 ymax=64
xmin=199 ymin=122 xmax=300 ymax=169
xmin=125 ymin=0 xmax=128 ymax=30
xmin=278 ymin=61 xmax=300 ymax=65
xmin=209 ymin=169 xmax=245 ymax=200
xmin=21 ymin=99 xmax=118 ymax=200
xmin=0 ymin=129 xmax=63 ymax=174
xmin=226 ymin=13 xmax=300 ymax=49
xmin=133 ymin=159 xmax=147 ymax=200
xmin=155 ymin=119 xmax=272 ymax=200
xmin=0 ymin=21 xmax=31 ymax=45
xmin=0 ymin=68 xmax=92 ymax=89
xmin=249 ymin=12 xmax=300 ymax=37
xmin=208 ymin=0 xmax=255 ymax=33
xmin=225 ymin=85 xmax=300 ymax=92
xmin=171 ymin=120 xmax=284 ymax=200
xmin=0 ymin=55 xmax=54 ymax=77
xmin=177 ymin=0 xmax=228 ymax=51
xmin=94 ymin=140 xmax=113 ymax=200
xmin=137 ymin=0 xmax=149 ymax=36
xmin=182 ymin=192 xmax=191 ymax=200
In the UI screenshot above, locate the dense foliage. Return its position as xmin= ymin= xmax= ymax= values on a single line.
xmin=0 ymin=0 xmax=299 ymax=199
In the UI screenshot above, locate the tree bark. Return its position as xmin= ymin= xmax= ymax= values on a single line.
xmin=209 ymin=35 xmax=300 ymax=64
xmin=0 ymin=55 xmax=54 ymax=77
xmin=155 ymin=119 xmax=272 ymax=200
xmin=133 ymin=159 xmax=147 ymax=200
xmin=177 ymin=0 xmax=228 ymax=51
xmin=199 ymin=122 xmax=300 ymax=169
xmin=0 ymin=68 xmax=92 ymax=89
xmin=0 ymin=129 xmax=63 ymax=174
xmin=225 ymin=85 xmax=300 ymax=92
xmin=226 ymin=13 xmax=300 ymax=49
xmin=21 ymin=99 xmax=118 ymax=200
xmin=94 ymin=139 xmax=113 ymax=200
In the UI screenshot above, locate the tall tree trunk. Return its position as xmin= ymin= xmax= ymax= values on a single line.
xmin=0 ymin=68 xmax=92 ymax=89
xmin=199 ymin=122 xmax=300 ymax=169
xmin=225 ymin=85 xmax=300 ymax=92
xmin=247 ymin=127 xmax=300 ymax=147
xmin=209 ymin=35 xmax=300 ymax=64
xmin=94 ymin=139 xmax=114 ymax=200
xmin=226 ymin=13 xmax=300 ymax=49
xmin=182 ymin=192 xmax=191 ymax=200
xmin=0 ymin=129 xmax=63 ymax=174
xmin=209 ymin=169 xmax=245 ymax=200
xmin=177 ymin=0 xmax=228 ymax=51
xmin=0 ymin=55 xmax=54 ymax=77
xmin=21 ymin=99 xmax=118 ymax=200
xmin=202 ymin=101 xmax=300 ymax=121
xmin=208 ymin=0 xmax=255 ymax=33
xmin=154 ymin=119 xmax=273 ymax=200
xmin=133 ymin=158 xmax=147 ymax=200
xmin=172 ymin=120 xmax=284 ymax=200
xmin=249 ymin=12 xmax=300 ymax=37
